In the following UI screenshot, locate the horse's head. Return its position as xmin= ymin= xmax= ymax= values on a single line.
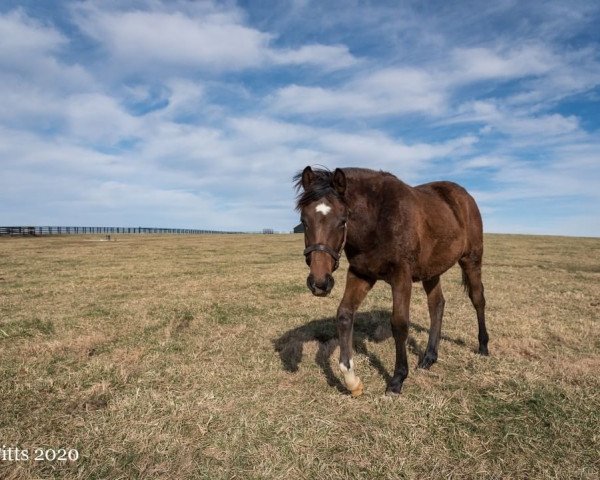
xmin=295 ymin=166 xmax=348 ymax=297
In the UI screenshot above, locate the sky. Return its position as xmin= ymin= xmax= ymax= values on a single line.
xmin=0 ymin=0 xmax=599 ymax=236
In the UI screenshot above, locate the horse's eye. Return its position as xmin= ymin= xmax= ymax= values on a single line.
xmin=340 ymin=219 xmax=347 ymax=228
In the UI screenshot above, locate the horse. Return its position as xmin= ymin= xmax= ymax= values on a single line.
xmin=294 ymin=166 xmax=489 ymax=397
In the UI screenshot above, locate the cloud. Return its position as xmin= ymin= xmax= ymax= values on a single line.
xmin=66 ymin=93 xmax=142 ymax=145
xmin=227 ymin=116 xmax=478 ymax=175
xmin=74 ymin=7 xmax=271 ymax=71
xmin=449 ymin=45 xmax=559 ymax=82
xmin=465 ymin=138 xmax=600 ymax=212
xmin=0 ymin=9 xmax=91 ymax=84
xmin=0 ymin=9 xmax=66 ymax=60
xmin=505 ymin=47 xmax=600 ymax=107
xmin=0 ymin=127 xmax=130 ymax=179
xmin=72 ymin=2 xmax=359 ymax=73
xmin=270 ymin=40 xmax=599 ymax=122
xmin=269 ymin=43 xmax=358 ymax=70
xmin=452 ymin=101 xmax=581 ymax=138
xmin=0 ymin=9 xmax=95 ymax=133
xmin=454 ymin=155 xmax=512 ymax=172
xmin=269 ymin=46 xmax=552 ymax=118
xmin=161 ymin=79 xmax=205 ymax=118
xmin=271 ymin=67 xmax=447 ymax=117
xmin=314 ymin=131 xmax=478 ymax=177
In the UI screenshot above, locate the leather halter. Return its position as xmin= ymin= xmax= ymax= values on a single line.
xmin=303 ymin=223 xmax=347 ymax=271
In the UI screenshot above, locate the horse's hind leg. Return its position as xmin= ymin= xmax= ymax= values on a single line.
xmin=419 ymin=275 xmax=445 ymax=369
xmin=387 ymin=268 xmax=412 ymax=395
xmin=459 ymin=255 xmax=489 ymax=355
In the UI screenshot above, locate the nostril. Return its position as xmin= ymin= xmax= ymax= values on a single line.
xmin=307 ymin=274 xmax=334 ymax=295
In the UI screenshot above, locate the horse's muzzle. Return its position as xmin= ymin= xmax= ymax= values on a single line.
xmin=307 ymin=273 xmax=334 ymax=296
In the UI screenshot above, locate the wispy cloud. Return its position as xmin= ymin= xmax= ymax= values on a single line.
xmin=74 ymin=6 xmax=271 ymax=71
xmin=271 ymin=67 xmax=447 ymax=116
xmin=451 ymin=101 xmax=582 ymax=139
xmin=72 ymin=2 xmax=359 ymax=73
xmin=0 ymin=9 xmax=66 ymax=57
xmin=449 ymin=45 xmax=559 ymax=82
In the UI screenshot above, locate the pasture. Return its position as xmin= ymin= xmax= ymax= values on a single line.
xmin=1 ymin=233 xmax=598 ymax=479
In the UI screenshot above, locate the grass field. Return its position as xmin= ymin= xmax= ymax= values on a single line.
xmin=1 ymin=233 xmax=599 ymax=479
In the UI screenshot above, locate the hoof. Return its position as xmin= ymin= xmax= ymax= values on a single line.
xmin=350 ymin=380 xmax=364 ymax=397
xmin=385 ymin=381 xmax=403 ymax=396
xmin=418 ymin=354 xmax=437 ymax=369
xmin=478 ymin=345 xmax=489 ymax=356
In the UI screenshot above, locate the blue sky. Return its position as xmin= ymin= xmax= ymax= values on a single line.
xmin=1 ymin=0 xmax=599 ymax=235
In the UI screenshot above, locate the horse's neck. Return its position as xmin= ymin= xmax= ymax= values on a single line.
xmin=345 ymin=174 xmax=411 ymax=236
xmin=345 ymin=184 xmax=376 ymax=238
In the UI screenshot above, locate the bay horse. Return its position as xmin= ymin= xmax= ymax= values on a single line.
xmin=294 ymin=166 xmax=489 ymax=397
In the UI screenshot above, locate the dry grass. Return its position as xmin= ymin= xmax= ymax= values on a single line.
xmin=0 ymin=233 xmax=599 ymax=479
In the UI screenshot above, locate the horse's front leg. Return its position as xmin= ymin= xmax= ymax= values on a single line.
xmin=337 ymin=269 xmax=374 ymax=397
xmin=387 ymin=269 xmax=412 ymax=395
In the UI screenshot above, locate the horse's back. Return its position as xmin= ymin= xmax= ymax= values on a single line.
xmin=342 ymin=169 xmax=484 ymax=280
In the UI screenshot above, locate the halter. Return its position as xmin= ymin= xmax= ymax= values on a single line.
xmin=303 ymin=222 xmax=347 ymax=271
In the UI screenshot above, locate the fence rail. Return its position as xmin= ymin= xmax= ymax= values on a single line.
xmin=0 ymin=226 xmax=251 ymax=236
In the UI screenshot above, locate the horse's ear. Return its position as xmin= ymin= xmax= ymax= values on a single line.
xmin=333 ymin=168 xmax=346 ymax=195
xmin=301 ymin=166 xmax=315 ymax=190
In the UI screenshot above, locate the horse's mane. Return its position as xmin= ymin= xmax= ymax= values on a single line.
xmin=293 ymin=168 xmax=339 ymax=212
xmin=294 ymin=167 xmax=398 ymax=211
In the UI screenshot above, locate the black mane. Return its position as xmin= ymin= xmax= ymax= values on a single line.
xmin=293 ymin=168 xmax=339 ymax=211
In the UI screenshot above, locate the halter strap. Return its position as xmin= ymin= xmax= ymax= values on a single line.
xmin=303 ymin=223 xmax=347 ymax=271
xmin=303 ymin=244 xmax=341 ymax=269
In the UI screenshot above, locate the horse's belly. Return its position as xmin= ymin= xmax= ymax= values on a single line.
xmin=412 ymin=259 xmax=456 ymax=282
xmin=416 ymin=236 xmax=464 ymax=279
xmin=347 ymin=233 xmax=463 ymax=282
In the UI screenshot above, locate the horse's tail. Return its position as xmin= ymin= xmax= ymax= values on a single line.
xmin=461 ymin=269 xmax=472 ymax=298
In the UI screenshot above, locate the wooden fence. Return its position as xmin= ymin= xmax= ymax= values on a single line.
xmin=0 ymin=226 xmax=251 ymax=236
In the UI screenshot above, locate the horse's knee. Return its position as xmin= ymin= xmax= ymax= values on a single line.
xmin=337 ymin=310 xmax=352 ymax=328
xmin=391 ymin=320 xmax=408 ymax=340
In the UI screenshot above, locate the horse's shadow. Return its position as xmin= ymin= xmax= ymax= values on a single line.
xmin=272 ymin=309 xmax=466 ymax=393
